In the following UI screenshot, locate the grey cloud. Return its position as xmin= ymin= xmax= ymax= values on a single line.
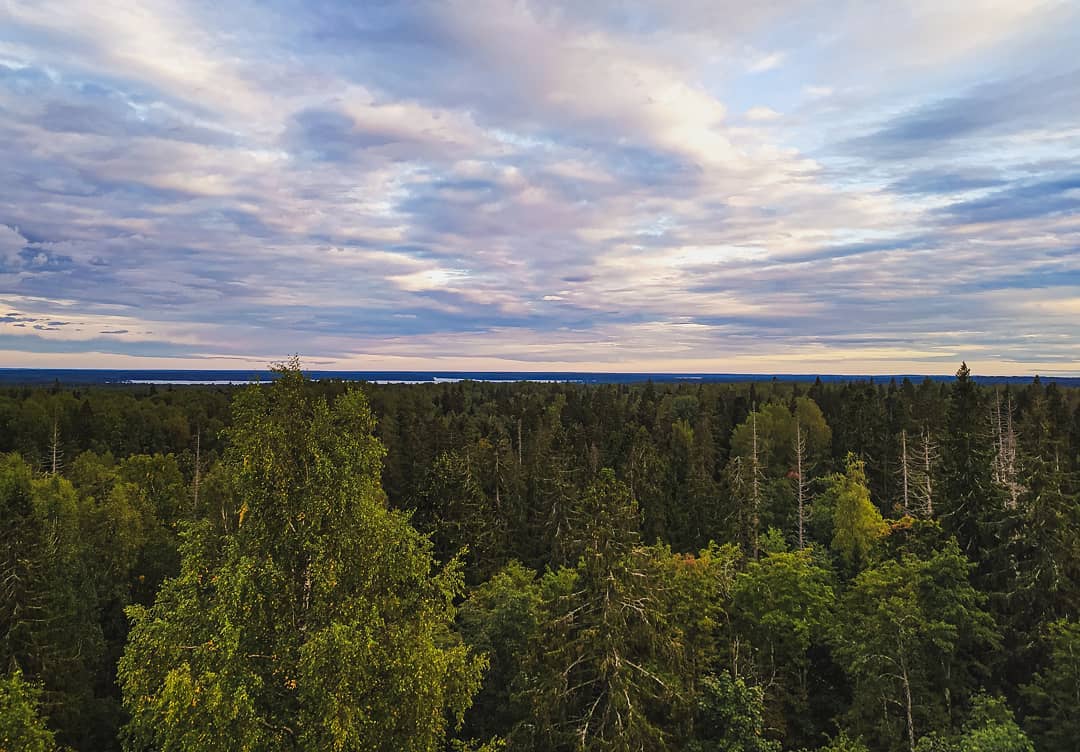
xmin=938 ymin=174 xmax=1080 ymax=224
xmin=0 ymin=63 xmax=236 ymax=146
xmin=287 ymin=108 xmax=398 ymax=162
xmin=847 ymin=70 xmax=1080 ymax=158
xmin=888 ymin=168 xmax=1005 ymax=196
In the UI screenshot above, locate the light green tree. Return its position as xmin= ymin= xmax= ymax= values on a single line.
xmin=0 ymin=670 xmax=57 ymax=752
xmin=914 ymin=695 xmax=1034 ymax=752
xmin=118 ymin=361 xmax=484 ymax=752
xmin=956 ymin=695 xmax=1033 ymax=752
xmin=456 ymin=561 xmax=542 ymax=745
xmin=684 ymin=671 xmax=780 ymax=752
xmin=826 ymin=454 xmax=886 ymax=568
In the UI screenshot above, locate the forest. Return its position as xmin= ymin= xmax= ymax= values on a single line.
xmin=1 ymin=361 xmax=1078 ymax=752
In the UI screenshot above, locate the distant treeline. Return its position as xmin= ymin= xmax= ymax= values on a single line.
xmin=1 ymin=363 xmax=1078 ymax=751
xmin=3 ymin=367 xmax=1080 ymax=386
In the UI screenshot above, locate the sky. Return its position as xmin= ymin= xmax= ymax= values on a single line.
xmin=1 ymin=0 xmax=1079 ymax=375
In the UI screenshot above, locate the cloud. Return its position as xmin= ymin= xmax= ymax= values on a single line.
xmin=846 ymin=69 xmax=1080 ymax=158
xmin=748 ymin=51 xmax=785 ymax=73
xmin=744 ymin=106 xmax=782 ymax=122
xmin=803 ymin=85 xmax=833 ymax=99
xmin=0 ymin=225 xmax=28 ymax=266
xmin=0 ymin=0 xmax=1077 ymax=374
xmin=888 ymin=168 xmax=1005 ymax=195
xmin=938 ymin=174 xmax=1080 ymax=224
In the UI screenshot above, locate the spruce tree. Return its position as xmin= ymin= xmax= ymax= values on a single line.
xmin=940 ymin=364 xmax=1005 ymax=570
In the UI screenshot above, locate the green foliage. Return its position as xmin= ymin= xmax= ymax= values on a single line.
xmin=118 ymin=363 xmax=484 ymax=751
xmin=1 ymin=368 xmax=1078 ymax=752
xmin=684 ymin=672 xmax=780 ymax=752
xmin=0 ymin=455 xmax=105 ymax=748
xmin=651 ymin=542 xmax=741 ymax=741
xmin=813 ymin=732 xmax=870 ymax=752
xmin=832 ymin=540 xmax=998 ymax=751
xmin=825 ymin=454 xmax=885 ymax=568
xmin=732 ymin=547 xmax=836 ymax=746
xmin=728 ymin=399 xmax=832 ymax=546
xmin=940 ymin=364 xmax=1003 ymax=565
xmin=730 ymin=400 xmax=830 ymax=473
xmin=913 ymin=695 xmax=1034 ymax=752
xmin=759 ymin=527 xmax=788 ymax=555
xmin=416 ymin=449 xmax=508 ymax=582
xmin=457 ymin=561 xmax=542 ymax=744
xmin=0 ymin=670 xmax=57 ymax=752
xmin=955 ymin=695 xmax=1033 ymax=752
xmin=519 ymin=470 xmax=677 ymax=752
xmin=1021 ymin=619 xmax=1080 ymax=751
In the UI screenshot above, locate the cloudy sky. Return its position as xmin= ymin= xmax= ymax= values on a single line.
xmin=1 ymin=1 xmax=1078 ymax=374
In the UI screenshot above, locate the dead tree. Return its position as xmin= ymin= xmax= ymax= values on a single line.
xmin=793 ymin=417 xmax=811 ymax=548
xmin=192 ymin=430 xmax=202 ymax=518
xmin=899 ymin=429 xmax=911 ymax=516
xmin=916 ymin=427 xmax=937 ymax=518
xmin=750 ymin=408 xmax=764 ymax=559
xmin=48 ymin=415 xmax=63 ymax=477
xmin=991 ymin=390 xmax=1022 ymax=509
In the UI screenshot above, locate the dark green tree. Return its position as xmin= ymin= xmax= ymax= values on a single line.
xmin=939 ymin=364 xmax=1004 ymax=570
xmin=457 ymin=561 xmax=542 ymax=745
xmin=832 ymin=540 xmax=998 ymax=752
xmin=0 ymin=455 xmax=104 ymax=748
xmin=1021 ymin=619 xmax=1080 ymax=752
xmin=416 ymin=449 xmax=507 ymax=582
xmin=732 ymin=547 xmax=836 ymax=746
xmin=519 ymin=469 xmax=677 ymax=751
xmin=684 ymin=671 xmax=780 ymax=752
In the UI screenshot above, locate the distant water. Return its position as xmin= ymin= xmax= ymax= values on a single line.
xmin=1 ymin=369 xmax=1076 ymax=387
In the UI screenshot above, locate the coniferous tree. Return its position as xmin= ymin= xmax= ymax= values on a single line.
xmin=940 ymin=364 xmax=1004 ymax=570
xmin=0 ymin=455 xmax=104 ymax=749
xmin=1020 ymin=619 xmax=1080 ymax=752
xmin=519 ymin=470 xmax=677 ymax=752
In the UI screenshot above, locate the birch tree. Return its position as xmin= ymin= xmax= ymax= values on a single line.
xmin=119 ymin=361 xmax=484 ymax=752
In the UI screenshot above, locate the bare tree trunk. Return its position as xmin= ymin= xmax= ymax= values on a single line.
xmin=900 ymin=429 xmax=910 ymax=515
xmin=991 ymin=391 xmax=1022 ymax=509
xmin=494 ymin=437 xmax=501 ymax=510
xmin=193 ymin=430 xmax=201 ymax=518
xmin=920 ymin=427 xmax=935 ymax=517
xmin=992 ymin=390 xmax=1005 ymax=485
xmin=794 ymin=417 xmax=808 ymax=548
xmin=49 ymin=416 xmax=62 ymax=477
xmin=900 ymin=651 xmax=916 ymax=752
xmin=751 ymin=408 xmax=762 ymax=560
xmin=1004 ymin=393 xmax=1020 ymax=509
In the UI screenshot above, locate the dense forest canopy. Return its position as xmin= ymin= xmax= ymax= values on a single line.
xmin=1 ymin=362 xmax=1078 ymax=751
